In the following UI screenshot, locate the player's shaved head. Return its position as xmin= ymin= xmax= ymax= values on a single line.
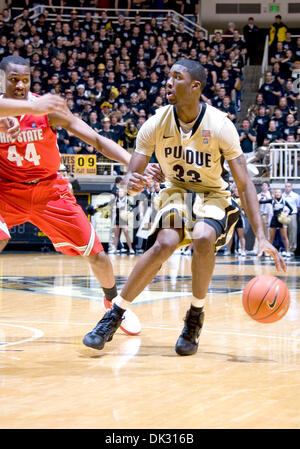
xmin=0 ymin=55 xmax=30 ymax=71
xmin=172 ymin=59 xmax=207 ymax=91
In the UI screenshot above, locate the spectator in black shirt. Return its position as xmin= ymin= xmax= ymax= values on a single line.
xmin=238 ymin=119 xmax=257 ymax=158
xmin=158 ymin=20 xmax=174 ymax=43
xmin=253 ymin=105 xmax=271 ymax=146
xmin=130 ymin=25 xmax=142 ymax=52
xmin=88 ymin=111 xmax=101 ymax=133
xmin=258 ymin=71 xmax=282 ymax=106
xmin=18 ymin=8 xmax=32 ymax=39
xmin=116 ymin=84 xmax=130 ymax=107
xmin=271 ymin=61 xmax=285 ymax=86
xmin=0 ymin=35 xmax=7 ymax=57
xmin=74 ymin=84 xmax=87 ymax=109
xmin=271 ymin=107 xmax=286 ymax=132
xmin=210 ymin=32 xmax=224 ymax=52
xmin=0 ymin=13 xmax=11 ymax=36
xmin=34 ymin=14 xmax=49 ymax=39
xmin=56 ymin=126 xmax=72 ymax=154
xmin=278 ymin=96 xmax=295 ymax=117
xmin=220 ymin=95 xmax=237 ymax=122
xmin=137 ymin=89 xmax=151 ymax=115
xmin=100 ymin=116 xmax=119 ymax=144
xmin=82 ymin=11 xmax=93 ymax=33
xmin=31 ymin=52 xmax=41 ymax=70
xmin=124 ymin=69 xmax=139 ymax=95
xmin=147 ymin=70 xmax=160 ymax=104
xmin=218 ymin=68 xmax=237 ymax=102
xmin=282 ymin=114 xmax=299 ymax=140
xmin=48 ymin=58 xmax=69 ymax=85
xmin=280 ymin=49 xmax=296 ymax=78
xmin=211 ymin=85 xmax=227 ymax=108
xmin=282 ymin=31 xmax=294 ymax=52
xmin=216 ymin=43 xmax=228 ymax=67
xmin=282 ymin=79 xmax=299 ymax=107
xmin=191 ymin=29 xmax=209 ymax=49
xmin=263 ymin=119 xmax=284 ymax=145
xmin=121 ymin=19 xmax=132 ymax=42
xmin=104 ymin=71 xmax=119 ymax=99
xmin=109 ymin=112 xmax=124 ymax=144
xmin=270 ymin=41 xmax=286 ymax=65
xmin=293 ymin=37 xmax=300 ymax=59
xmin=243 ymin=17 xmax=259 ymax=64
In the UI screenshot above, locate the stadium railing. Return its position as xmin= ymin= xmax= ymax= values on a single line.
xmin=11 ymin=6 xmax=208 ymax=39
xmin=270 ymin=142 xmax=300 ymax=181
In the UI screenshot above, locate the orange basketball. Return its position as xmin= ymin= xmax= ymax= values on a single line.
xmin=242 ymin=275 xmax=290 ymax=323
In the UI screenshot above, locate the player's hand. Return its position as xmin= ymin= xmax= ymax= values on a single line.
xmin=33 ymin=93 xmax=67 ymax=115
xmin=123 ymin=172 xmax=148 ymax=195
xmin=0 ymin=117 xmax=20 ymax=139
xmin=257 ymin=238 xmax=287 ymax=272
xmin=144 ymin=163 xmax=165 ymax=183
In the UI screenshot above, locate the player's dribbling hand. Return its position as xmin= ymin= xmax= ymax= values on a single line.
xmin=123 ymin=172 xmax=148 ymax=195
xmin=0 ymin=117 xmax=20 ymax=139
xmin=144 ymin=163 xmax=165 ymax=183
xmin=257 ymin=238 xmax=287 ymax=272
xmin=34 ymin=93 xmax=67 ymax=115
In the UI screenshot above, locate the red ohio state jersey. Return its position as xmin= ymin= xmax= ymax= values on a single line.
xmin=0 ymin=93 xmax=60 ymax=182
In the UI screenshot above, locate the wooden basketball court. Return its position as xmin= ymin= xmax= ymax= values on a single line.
xmin=0 ymin=251 xmax=299 ymax=429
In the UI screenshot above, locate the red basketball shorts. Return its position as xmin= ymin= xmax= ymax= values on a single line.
xmin=0 ymin=175 xmax=103 ymax=256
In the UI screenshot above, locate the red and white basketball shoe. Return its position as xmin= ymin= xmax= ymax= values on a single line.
xmin=103 ymin=296 xmax=141 ymax=335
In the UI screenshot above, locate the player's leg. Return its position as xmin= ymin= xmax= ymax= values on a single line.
xmin=83 ymin=224 xmax=183 ymax=350
xmin=268 ymin=227 xmax=276 ymax=244
xmin=0 ymin=239 xmax=9 ymax=252
xmin=279 ymin=227 xmax=290 ymax=254
xmin=236 ymin=227 xmax=246 ymax=255
xmin=175 ymin=195 xmax=240 ymax=356
xmin=121 ymin=226 xmax=135 ymax=253
xmin=87 ymin=250 xmax=141 ymax=335
xmin=31 ymin=177 xmax=140 ymax=336
xmin=0 ymin=183 xmax=29 ymax=252
xmin=224 ymin=233 xmax=234 ymax=255
xmin=287 ymin=215 xmax=297 ymax=254
xmin=0 ymin=216 xmax=10 ymax=251
xmin=114 ymin=226 xmax=121 ymax=252
xmin=175 ymin=221 xmax=216 ymax=356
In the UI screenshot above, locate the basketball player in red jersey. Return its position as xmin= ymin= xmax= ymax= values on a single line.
xmin=0 ymin=55 xmax=152 ymax=335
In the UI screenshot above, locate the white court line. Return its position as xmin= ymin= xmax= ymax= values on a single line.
xmin=2 ymin=319 xmax=299 ymax=344
xmin=0 ymin=323 xmax=44 ymax=348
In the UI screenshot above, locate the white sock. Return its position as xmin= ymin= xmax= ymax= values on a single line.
xmin=114 ymin=295 xmax=131 ymax=310
xmin=191 ymin=296 xmax=206 ymax=309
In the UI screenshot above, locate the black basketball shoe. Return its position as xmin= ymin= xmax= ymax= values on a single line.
xmin=175 ymin=307 xmax=205 ymax=356
xmin=83 ymin=305 xmax=124 ymax=350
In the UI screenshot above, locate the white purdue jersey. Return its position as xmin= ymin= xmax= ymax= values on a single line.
xmin=135 ymin=102 xmax=242 ymax=197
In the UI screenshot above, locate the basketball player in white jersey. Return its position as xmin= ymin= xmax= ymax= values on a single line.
xmin=83 ymin=59 xmax=286 ymax=356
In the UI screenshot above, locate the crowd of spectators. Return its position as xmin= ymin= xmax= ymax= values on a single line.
xmin=0 ymin=5 xmax=299 ymax=256
xmin=245 ymin=15 xmax=300 ymax=163
xmin=0 ymin=5 xmax=250 ymax=172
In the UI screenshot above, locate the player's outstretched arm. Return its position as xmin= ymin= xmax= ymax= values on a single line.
xmin=0 ymin=94 xmax=67 ymax=117
xmin=48 ymin=109 xmax=131 ymax=166
xmin=228 ymin=154 xmax=286 ymax=272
